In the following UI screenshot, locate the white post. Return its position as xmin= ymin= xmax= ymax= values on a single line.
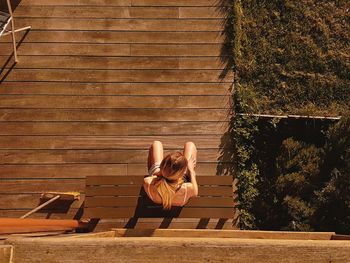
xmin=6 ymin=0 xmax=18 ymax=62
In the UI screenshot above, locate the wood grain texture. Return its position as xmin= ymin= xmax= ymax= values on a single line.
xmin=0 ymin=164 xmax=127 ymax=179
xmin=0 ymin=95 xmax=230 ymax=108
xmin=0 ymin=109 xmax=228 ymax=121
xmin=14 ymin=6 xmax=224 ymax=19
xmin=0 ymin=149 xmax=226 ymax=164
xmin=6 ymin=237 xmax=350 ymax=263
xmin=0 ymin=31 xmax=224 ymax=44
xmin=0 ymin=56 xmax=226 ymax=69
xmin=0 ymin=0 xmax=235 ymax=224
xmin=0 ymin=122 xmax=228 ymax=135
xmin=0 ymin=163 xmax=222 ymax=179
xmin=0 ymin=135 xmax=223 ymax=149
xmin=0 ymin=43 xmax=226 ymax=56
xmin=20 ymin=0 xmax=132 ymax=6
xmin=0 ymin=82 xmax=231 ymax=95
xmin=3 ymin=69 xmax=232 ymax=82
xmin=19 ymin=0 xmax=222 ymax=6
xmin=14 ymin=6 xmax=180 ymax=19
xmin=16 ymin=18 xmax=223 ymax=31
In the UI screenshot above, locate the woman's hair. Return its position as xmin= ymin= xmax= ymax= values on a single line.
xmin=155 ymin=152 xmax=188 ymax=210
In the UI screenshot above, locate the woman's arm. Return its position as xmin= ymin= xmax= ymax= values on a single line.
xmin=147 ymin=140 xmax=163 ymax=176
xmin=187 ymin=168 xmax=198 ymax=197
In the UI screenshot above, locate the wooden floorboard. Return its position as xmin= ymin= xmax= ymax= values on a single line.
xmin=0 ymin=83 xmax=232 ymax=95
xmin=0 ymin=0 xmax=235 ymax=227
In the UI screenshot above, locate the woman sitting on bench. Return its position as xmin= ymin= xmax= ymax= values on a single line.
xmin=143 ymin=141 xmax=199 ymax=210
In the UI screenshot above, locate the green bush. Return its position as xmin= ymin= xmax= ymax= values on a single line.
xmin=275 ymin=138 xmax=324 ymax=231
xmin=315 ymin=112 xmax=350 ymax=234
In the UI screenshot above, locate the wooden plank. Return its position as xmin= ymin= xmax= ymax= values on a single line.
xmin=85 ymin=196 xmax=234 ymax=207
xmin=14 ymin=6 xmax=180 ymax=19
xmin=0 ymin=44 xmax=225 ymax=57
xmin=7 ymin=237 xmax=350 ymax=263
xmin=0 ymin=56 xmax=226 ymax=70
xmin=84 ymin=207 xmax=234 ymax=218
xmin=0 ymin=135 xmax=223 ymax=149
xmin=15 ymin=7 xmax=224 ymax=19
xmin=0 ymin=194 xmax=85 ymax=209
xmin=0 ymin=95 xmax=230 ymax=109
xmin=0 ymin=83 xmax=231 ymax=96
xmin=131 ymin=0 xmax=220 ymax=6
xmin=0 ymin=122 xmax=227 ymax=136
xmin=86 ymin=176 xmax=232 ymax=186
xmin=0 ymin=149 xmax=226 ymax=164
xmin=0 ymin=208 xmax=81 ymax=219
xmin=0 ymin=164 xmax=127 ymax=179
xmin=0 ymin=43 xmax=131 ymax=56
xmin=16 ymin=18 xmax=223 ymax=31
xmin=130 ymin=44 xmax=224 ymax=56
xmin=0 ymin=179 xmax=85 ymax=194
xmin=0 ymin=31 xmax=224 ymax=44
xmin=0 ymin=109 xmax=228 ymax=121
xmin=179 ymin=7 xmax=224 ymax=18
xmin=112 ymin=229 xmax=335 ymax=240
xmin=85 ymin=185 xmax=232 ymax=197
xmin=19 ymin=0 xmax=223 ymax=7
xmin=127 ymin=163 xmax=221 ymax=176
xmin=20 ymin=0 xmax=132 ymax=6
xmin=94 ymin=218 xmax=237 ymax=230
xmin=3 ymin=69 xmax=233 ymax=82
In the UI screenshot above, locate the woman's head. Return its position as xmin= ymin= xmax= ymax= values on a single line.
xmin=156 ymin=152 xmax=188 ymax=210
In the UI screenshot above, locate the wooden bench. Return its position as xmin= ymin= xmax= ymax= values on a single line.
xmin=84 ymin=176 xmax=236 ymax=229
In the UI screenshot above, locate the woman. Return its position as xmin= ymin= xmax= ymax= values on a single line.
xmin=143 ymin=141 xmax=198 ymax=210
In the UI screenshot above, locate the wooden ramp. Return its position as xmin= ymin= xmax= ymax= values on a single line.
xmin=0 ymin=0 xmax=234 ymax=230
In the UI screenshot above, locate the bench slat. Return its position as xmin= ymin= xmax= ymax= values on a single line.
xmin=86 ymin=185 xmax=232 ymax=197
xmin=85 ymin=196 xmax=234 ymax=207
xmin=84 ymin=207 xmax=234 ymax=218
xmin=86 ymin=175 xmax=232 ymax=186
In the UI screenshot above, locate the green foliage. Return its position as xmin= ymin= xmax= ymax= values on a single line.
xmin=314 ymin=112 xmax=350 ymax=233
xmin=232 ymin=86 xmax=260 ymax=229
xmin=236 ymin=0 xmax=350 ymax=115
xmin=225 ymin=0 xmax=350 ymax=231
xmin=275 ymin=138 xmax=323 ymax=231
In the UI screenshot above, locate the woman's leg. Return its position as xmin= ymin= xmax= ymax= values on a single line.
xmin=183 ymin=141 xmax=197 ymax=169
xmin=148 ymin=140 xmax=164 ymax=170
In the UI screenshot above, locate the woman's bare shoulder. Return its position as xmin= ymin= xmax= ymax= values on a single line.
xmin=143 ymin=175 xmax=157 ymax=185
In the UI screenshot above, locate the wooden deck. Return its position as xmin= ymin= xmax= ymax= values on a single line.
xmin=0 ymin=0 xmax=233 ymax=230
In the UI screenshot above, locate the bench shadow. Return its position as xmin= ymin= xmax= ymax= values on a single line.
xmin=125 ymin=187 xmax=184 ymax=228
xmin=124 ymin=187 xmax=230 ymax=230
